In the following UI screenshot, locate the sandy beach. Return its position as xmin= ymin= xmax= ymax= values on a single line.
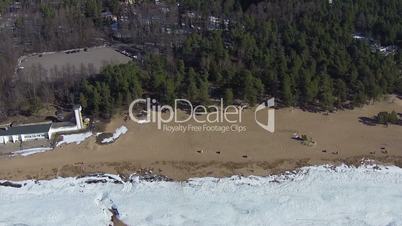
xmin=0 ymin=96 xmax=401 ymax=181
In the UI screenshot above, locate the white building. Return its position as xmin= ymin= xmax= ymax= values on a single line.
xmin=0 ymin=105 xmax=84 ymax=144
xmin=49 ymin=105 xmax=84 ymax=135
xmin=0 ymin=123 xmax=52 ymax=144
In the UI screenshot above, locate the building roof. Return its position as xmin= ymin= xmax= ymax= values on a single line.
xmin=51 ymin=121 xmax=76 ymax=129
xmin=0 ymin=123 xmax=52 ymax=136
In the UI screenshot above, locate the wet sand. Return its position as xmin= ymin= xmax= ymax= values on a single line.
xmin=0 ymin=96 xmax=401 ymax=181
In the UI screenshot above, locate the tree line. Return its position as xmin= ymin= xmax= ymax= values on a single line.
xmin=77 ymin=0 xmax=402 ymax=118
xmin=1 ymin=0 xmax=402 ymax=120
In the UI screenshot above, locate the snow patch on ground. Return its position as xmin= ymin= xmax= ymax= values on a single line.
xmin=11 ymin=147 xmax=53 ymax=156
xmin=56 ymin=131 xmax=92 ymax=147
xmin=101 ymin=126 xmax=128 ymax=144
xmin=1 ymin=164 xmax=402 ymax=225
xmin=136 ymin=119 xmax=150 ymax=124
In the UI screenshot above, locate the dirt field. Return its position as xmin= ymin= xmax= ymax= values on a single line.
xmin=17 ymin=46 xmax=131 ymax=79
xmin=0 ymin=96 xmax=401 ymax=181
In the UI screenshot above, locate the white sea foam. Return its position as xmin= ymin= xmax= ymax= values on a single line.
xmin=0 ymin=164 xmax=401 ymax=226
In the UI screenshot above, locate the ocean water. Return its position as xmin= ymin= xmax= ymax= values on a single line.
xmin=0 ymin=164 xmax=401 ymax=226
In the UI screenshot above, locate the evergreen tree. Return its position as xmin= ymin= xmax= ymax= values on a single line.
xmin=198 ymin=78 xmax=210 ymax=105
xmin=243 ymin=70 xmax=257 ymax=106
xmin=100 ymin=84 xmax=112 ymax=118
xmin=91 ymin=88 xmax=101 ymax=116
xmin=281 ymin=74 xmax=294 ymax=106
xmin=165 ymin=78 xmax=176 ymax=105
xmin=334 ymin=79 xmax=347 ymax=105
xmin=319 ymin=74 xmax=334 ymax=110
xmin=389 ymin=111 xmax=399 ymax=124
xmin=79 ymin=93 xmax=88 ymax=109
xmin=224 ymin=88 xmax=234 ymax=106
xmin=186 ymin=68 xmax=198 ymax=102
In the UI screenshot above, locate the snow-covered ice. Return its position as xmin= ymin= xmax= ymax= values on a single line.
xmin=0 ymin=164 xmax=402 ymax=226
xmin=11 ymin=147 xmax=53 ymax=156
xmin=101 ymin=126 xmax=128 ymax=144
xmin=56 ymin=131 xmax=92 ymax=147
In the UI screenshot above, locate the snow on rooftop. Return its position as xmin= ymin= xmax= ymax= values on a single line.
xmin=0 ymin=164 xmax=402 ymax=225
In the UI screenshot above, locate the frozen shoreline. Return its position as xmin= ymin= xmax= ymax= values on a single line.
xmin=0 ymin=164 xmax=401 ymax=226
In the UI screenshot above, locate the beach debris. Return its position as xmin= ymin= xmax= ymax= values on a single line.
xmin=292 ymin=133 xmax=302 ymax=140
xmin=380 ymin=145 xmax=389 ymax=154
xmin=216 ymin=151 xmax=221 ymax=154
xmin=370 ymin=151 xmax=376 ymax=155
xmin=138 ymin=174 xmax=172 ymax=182
xmin=322 ymin=150 xmax=327 ymax=153
xmin=242 ymin=155 xmax=248 ymax=159
xmin=331 ymin=151 xmax=339 ymax=155
xmin=0 ymin=181 xmax=22 ymax=188
xmin=270 ymin=179 xmax=280 ymax=183
xmin=77 ymin=173 xmax=124 ymax=184
xmin=293 ymin=133 xmax=317 ymax=146
xmin=129 ymin=171 xmax=172 ymax=182
xmin=85 ymin=178 xmax=121 ymax=185
xmin=197 ymin=149 xmax=204 ymax=154
xmin=372 ymin=165 xmax=381 ymax=170
xmin=86 ymin=179 xmax=108 ymax=184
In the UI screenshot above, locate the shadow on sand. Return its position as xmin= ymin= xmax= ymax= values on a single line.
xmin=358 ymin=117 xmax=378 ymax=126
xmin=359 ymin=116 xmax=402 ymax=126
